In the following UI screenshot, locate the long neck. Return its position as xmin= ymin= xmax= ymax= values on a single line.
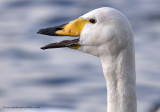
xmin=101 ymin=49 xmax=137 ymax=112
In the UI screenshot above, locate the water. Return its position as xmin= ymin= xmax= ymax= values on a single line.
xmin=0 ymin=0 xmax=160 ymax=112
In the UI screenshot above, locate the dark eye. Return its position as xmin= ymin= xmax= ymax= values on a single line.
xmin=89 ymin=18 xmax=96 ymax=24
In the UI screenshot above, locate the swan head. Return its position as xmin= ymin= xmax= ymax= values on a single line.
xmin=37 ymin=7 xmax=133 ymax=57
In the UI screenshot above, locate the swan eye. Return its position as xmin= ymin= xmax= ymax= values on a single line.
xmin=89 ymin=18 xmax=96 ymax=24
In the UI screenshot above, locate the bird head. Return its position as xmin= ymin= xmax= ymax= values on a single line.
xmin=37 ymin=7 xmax=133 ymax=57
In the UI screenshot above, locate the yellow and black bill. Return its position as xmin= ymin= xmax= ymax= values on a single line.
xmin=37 ymin=18 xmax=89 ymax=50
xmin=37 ymin=23 xmax=80 ymax=50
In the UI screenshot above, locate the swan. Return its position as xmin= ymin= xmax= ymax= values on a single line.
xmin=37 ymin=7 xmax=137 ymax=112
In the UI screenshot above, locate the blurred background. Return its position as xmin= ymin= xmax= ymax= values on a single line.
xmin=0 ymin=0 xmax=160 ymax=112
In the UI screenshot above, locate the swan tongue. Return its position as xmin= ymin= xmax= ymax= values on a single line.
xmin=41 ymin=39 xmax=79 ymax=50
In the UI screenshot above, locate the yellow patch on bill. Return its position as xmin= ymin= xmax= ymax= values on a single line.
xmin=56 ymin=18 xmax=89 ymax=36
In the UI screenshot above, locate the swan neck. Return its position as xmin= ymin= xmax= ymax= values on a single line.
xmin=101 ymin=51 xmax=137 ymax=112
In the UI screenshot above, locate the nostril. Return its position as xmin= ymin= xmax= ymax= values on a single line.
xmin=56 ymin=27 xmax=63 ymax=30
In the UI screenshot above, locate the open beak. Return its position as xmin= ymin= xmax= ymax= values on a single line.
xmin=37 ymin=18 xmax=88 ymax=50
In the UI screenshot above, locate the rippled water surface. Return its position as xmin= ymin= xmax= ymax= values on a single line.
xmin=0 ymin=0 xmax=160 ymax=112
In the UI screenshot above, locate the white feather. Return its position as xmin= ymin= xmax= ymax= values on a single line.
xmin=78 ymin=7 xmax=137 ymax=112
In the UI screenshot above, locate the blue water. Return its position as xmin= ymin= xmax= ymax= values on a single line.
xmin=0 ymin=0 xmax=160 ymax=112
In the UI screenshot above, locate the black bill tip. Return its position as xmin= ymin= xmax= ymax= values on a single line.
xmin=37 ymin=27 xmax=59 ymax=36
xmin=37 ymin=23 xmax=67 ymax=36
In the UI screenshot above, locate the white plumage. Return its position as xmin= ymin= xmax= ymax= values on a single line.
xmin=38 ymin=7 xmax=137 ymax=112
xmin=78 ymin=7 xmax=137 ymax=112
